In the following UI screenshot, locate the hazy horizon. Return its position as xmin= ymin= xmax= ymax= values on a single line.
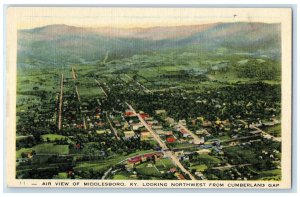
xmin=20 ymin=21 xmax=281 ymax=31
xmin=10 ymin=7 xmax=286 ymax=30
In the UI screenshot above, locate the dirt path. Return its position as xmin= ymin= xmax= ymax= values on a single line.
xmin=58 ymin=74 xmax=64 ymax=130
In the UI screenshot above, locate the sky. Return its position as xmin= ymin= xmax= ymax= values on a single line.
xmin=8 ymin=7 xmax=288 ymax=29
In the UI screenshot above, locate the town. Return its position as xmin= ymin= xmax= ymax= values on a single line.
xmin=16 ymin=52 xmax=282 ymax=181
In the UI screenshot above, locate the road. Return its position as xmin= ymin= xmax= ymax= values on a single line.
xmin=125 ymin=74 xmax=152 ymax=94
xmin=71 ymin=67 xmax=86 ymax=130
xmin=211 ymin=163 xmax=252 ymax=170
xmin=58 ymin=74 xmax=64 ymax=130
xmin=16 ymin=135 xmax=33 ymax=140
xmin=178 ymin=124 xmax=202 ymax=144
xmin=95 ymin=79 xmax=108 ymax=97
xmin=71 ymin=67 xmax=77 ymax=80
xmin=239 ymin=120 xmax=281 ymax=142
xmin=105 ymin=113 xmax=121 ymax=140
xmin=221 ymin=134 xmax=261 ymax=143
xmin=125 ymin=102 xmax=197 ymax=180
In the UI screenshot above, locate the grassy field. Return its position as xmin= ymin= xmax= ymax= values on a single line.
xmin=112 ymin=172 xmax=138 ymax=180
xmin=17 ymin=143 xmax=69 ymax=158
xmin=136 ymin=163 xmax=161 ymax=177
xmin=189 ymin=164 xmax=208 ymax=172
xmin=193 ymin=154 xmax=222 ymax=167
xmin=53 ymin=172 xmax=68 ymax=179
xmin=156 ymin=158 xmax=175 ymax=169
xmin=34 ymin=143 xmax=69 ymax=155
xmin=74 ymin=150 xmax=156 ymax=174
xmin=16 ymin=148 xmax=33 ymax=158
xmin=264 ymin=124 xmax=281 ymax=137
xmin=255 ymin=169 xmax=281 ymax=180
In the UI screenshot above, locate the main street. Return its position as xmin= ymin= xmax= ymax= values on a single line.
xmin=125 ymin=102 xmax=197 ymax=180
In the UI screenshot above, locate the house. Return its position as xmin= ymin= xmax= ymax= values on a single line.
xmin=165 ymin=117 xmax=175 ymax=126
xmin=147 ymin=120 xmax=158 ymax=125
xmin=96 ymin=129 xmax=111 ymax=135
xmin=140 ymin=113 xmax=150 ymax=120
xmin=155 ymin=109 xmax=167 ymax=116
xmin=124 ymin=110 xmax=135 ymax=117
xmin=178 ymin=174 xmax=186 ymax=180
xmin=142 ymin=153 xmax=160 ymax=162
xmin=152 ymin=125 xmax=163 ymax=129
xmin=131 ymin=123 xmax=143 ymax=131
xmin=174 ymin=150 xmax=184 ymax=157
xmin=196 ymin=129 xmax=209 ymax=135
xmin=124 ymin=130 xmax=135 ymax=139
xmin=164 ymin=131 xmax=173 ymax=136
xmin=179 ymin=129 xmax=190 ymax=138
xmin=141 ymin=131 xmax=152 ymax=141
xmin=166 ymin=136 xmax=176 ymax=143
xmin=202 ymin=120 xmax=212 ymax=127
xmin=127 ymin=156 xmax=142 ymax=166
xmin=179 ymin=119 xmax=187 ymax=126
xmin=196 ymin=149 xmax=211 ymax=154
xmin=200 ymin=143 xmax=213 ymax=149
xmin=156 ymin=130 xmax=164 ymax=135
xmin=200 ymin=137 xmax=205 ymax=144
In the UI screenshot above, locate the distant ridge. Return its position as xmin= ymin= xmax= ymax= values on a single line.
xmin=17 ymin=22 xmax=281 ymax=65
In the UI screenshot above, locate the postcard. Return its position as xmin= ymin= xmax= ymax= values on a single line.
xmin=5 ymin=7 xmax=292 ymax=189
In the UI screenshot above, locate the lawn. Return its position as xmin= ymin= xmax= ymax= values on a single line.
xmin=190 ymin=164 xmax=208 ymax=172
xmin=156 ymin=158 xmax=175 ymax=169
xmin=112 ymin=172 xmax=138 ymax=180
xmin=264 ymin=124 xmax=281 ymax=137
xmin=255 ymin=169 xmax=281 ymax=180
xmin=74 ymin=157 xmax=121 ymax=174
xmin=136 ymin=163 xmax=161 ymax=177
xmin=16 ymin=148 xmax=33 ymax=158
xmin=16 ymin=143 xmax=69 ymax=158
xmin=193 ymin=154 xmax=222 ymax=167
xmin=33 ymin=143 xmax=69 ymax=155
xmin=53 ymin=172 xmax=68 ymax=179
xmin=74 ymin=150 xmax=155 ymax=174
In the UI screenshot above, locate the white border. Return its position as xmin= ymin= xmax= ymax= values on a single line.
xmin=1 ymin=0 xmax=299 ymax=196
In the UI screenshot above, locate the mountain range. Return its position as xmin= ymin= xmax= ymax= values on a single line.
xmin=17 ymin=22 xmax=281 ymax=66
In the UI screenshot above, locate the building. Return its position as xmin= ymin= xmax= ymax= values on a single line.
xmin=141 ymin=131 xmax=152 ymax=141
xmin=124 ymin=110 xmax=135 ymax=117
xmin=139 ymin=113 xmax=150 ymax=120
xmin=124 ymin=130 xmax=135 ymax=139
xmin=166 ymin=136 xmax=176 ymax=143
xmin=155 ymin=109 xmax=167 ymax=116
xmin=179 ymin=129 xmax=190 ymax=138
xmin=196 ymin=129 xmax=209 ymax=135
xmin=202 ymin=120 xmax=212 ymax=127
xmin=131 ymin=123 xmax=143 ymax=131
xmin=96 ymin=129 xmax=111 ymax=135
xmin=196 ymin=149 xmax=211 ymax=154
xmin=179 ymin=119 xmax=187 ymax=126
xmin=165 ymin=117 xmax=175 ymax=126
